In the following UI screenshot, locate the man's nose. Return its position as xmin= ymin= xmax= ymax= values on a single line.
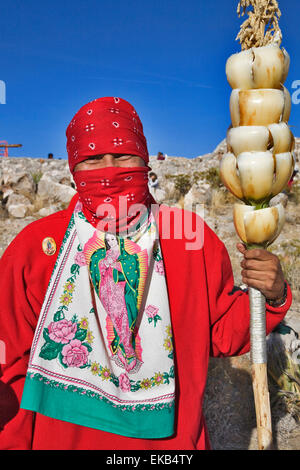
xmin=102 ymin=154 xmax=116 ymax=166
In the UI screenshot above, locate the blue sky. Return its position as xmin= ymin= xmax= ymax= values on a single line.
xmin=0 ymin=0 xmax=299 ymax=159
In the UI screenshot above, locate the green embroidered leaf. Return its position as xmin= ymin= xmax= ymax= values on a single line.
xmin=130 ymin=383 xmax=141 ymax=392
xmin=163 ymin=373 xmax=170 ymax=385
xmin=39 ymin=341 xmax=62 ymax=361
xmin=153 ymin=244 xmax=162 ymax=262
xmin=81 ymin=342 xmax=92 ymax=352
xmin=42 ymin=328 xmax=63 ymax=349
xmin=54 ymin=310 xmax=65 ymax=322
xmin=109 ymin=374 xmax=119 ymax=387
xmin=79 ymin=362 xmax=89 ymax=369
xmin=77 ymin=244 xmax=83 ymax=252
xmin=71 ymin=314 xmax=78 ymax=323
xmin=70 ymin=264 xmax=80 ymax=275
xmin=89 ymin=307 xmax=95 ymax=314
xmin=169 ymin=366 xmax=175 ymax=378
xmin=75 ymin=328 xmax=87 ymax=342
xmin=43 ymin=328 xmax=50 ymax=342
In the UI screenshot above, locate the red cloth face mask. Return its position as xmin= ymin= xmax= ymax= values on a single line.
xmin=73 ymin=166 xmax=151 ymax=233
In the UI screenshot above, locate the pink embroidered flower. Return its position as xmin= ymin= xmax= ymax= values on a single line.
xmin=119 ymin=373 xmax=131 ymax=393
xmin=155 ymin=260 xmax=165 ymax=276
xmin=61 ymin=339 xmax=89 ymax=368
xmin=74 ymin=251 xmax=86 ymax=267
xmin=48 ymin=320 xmax=77 ymax=344
xmin=145 ymin=305 xmax=159 ymax=319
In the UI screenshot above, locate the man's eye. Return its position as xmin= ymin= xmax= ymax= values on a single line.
xmin=117 ymin=155 xmax=132 ymax=160
xmin=86 ymin=157 xmax=103 ymax=162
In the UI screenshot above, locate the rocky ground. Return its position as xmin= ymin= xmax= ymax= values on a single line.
xmin=0 ymin=141 xmax=299 ymax=450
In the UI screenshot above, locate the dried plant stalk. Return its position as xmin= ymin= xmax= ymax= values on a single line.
xmin=236 ymin=0 xmax=282 ymax=50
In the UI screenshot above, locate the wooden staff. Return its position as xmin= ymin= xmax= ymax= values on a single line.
xmin=249 ymin=286 xmax=273 ymax=449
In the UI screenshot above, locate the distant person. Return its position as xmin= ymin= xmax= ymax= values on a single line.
xmin=287 ymin=169 xmax=298 ymax=191
xmin=283 ymin=168 xmax=299 ymax=195
xmin=157 ymin=151 xmax=165 ymax=161
xmin=148 ymin=171 xmax=159 ymax=197
xmin=48 ymin=153 xmax=54 ymax=159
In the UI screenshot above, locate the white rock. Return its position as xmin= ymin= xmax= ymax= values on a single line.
xmin=6 ymin=193 xmax=34 ymax=218
xmin=8 ymin=204 xmax=28 ymax=218
xmin=2 ymin=188 xmax=14 ymax=200
xmin=37 ymin=174 xmax=76 ymax=204
xmin=2 ymin=169 xmax=27 ymax=186
xmin=14 ymin=174 xmax=35 ymax=198
xmin=184 ymin=184 xmax=211 ymax=207
xmin=270 ymin=192 xmax=288 ymax=208
xmin=6 ymin=192 xmax=31 ymax=207
xmin=153 ymin=188 xmax=166 ymax=203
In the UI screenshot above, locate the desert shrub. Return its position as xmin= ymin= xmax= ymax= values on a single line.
xmin=270 ymin=239 xmax=300 ymax=302
xmin=267 ymin=335 xmax=300 ymax=422
xmin=287 ymin=182 xmax=300 ymax=205
xmin=165 ymin=174 xmax=192 ymax=197
xmin=193 ymin=167 xmax=222 ymax=189
xmin=31 ymin=171 xmax=43 ymax=192
xmin=164 ymin=167 xmax=222 ymax=198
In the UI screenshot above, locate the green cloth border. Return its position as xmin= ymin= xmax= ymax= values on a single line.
xmin=21 ymin=373 xmax=175 ymax=439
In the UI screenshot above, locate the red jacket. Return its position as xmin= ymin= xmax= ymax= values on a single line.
xmin=0 ymin=195 xmax=292 ymax=450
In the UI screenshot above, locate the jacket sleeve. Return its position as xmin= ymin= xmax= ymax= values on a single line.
xmin=204 ymin=225 xmax=292 ymax=358
xmin=0 ymin=197 xmax=76 ymax=449
xmin=0 ymin=240 xmax=39 ymax=449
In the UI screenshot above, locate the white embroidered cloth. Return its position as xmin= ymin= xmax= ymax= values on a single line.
xmin=21 ymin=202 xmax=175 ymax=438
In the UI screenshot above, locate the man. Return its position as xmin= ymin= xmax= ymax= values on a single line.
xmin=157 ymin=151 xmax=165 ymax=161
xmin=0 ymin=97 xmax=292 ymax=450
xmin=148 ymin=171 xmax=159 ymax=197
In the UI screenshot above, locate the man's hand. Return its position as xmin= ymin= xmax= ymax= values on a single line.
xmin=237 ymin=243 xmax=285 ymax=301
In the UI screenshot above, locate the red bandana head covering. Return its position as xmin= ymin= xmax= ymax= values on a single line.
xmin=66 ymin=97 xmax=152 ymax=232
xmin=66 ymin=97 xmax=149 ymax=174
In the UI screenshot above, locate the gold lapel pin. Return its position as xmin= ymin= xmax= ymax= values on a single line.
xmin=42 ymin=237 xmax=57 ymax=256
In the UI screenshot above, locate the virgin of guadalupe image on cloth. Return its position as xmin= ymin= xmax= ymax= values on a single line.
xmin=84 ymin=231 xmax=148 ymax=374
